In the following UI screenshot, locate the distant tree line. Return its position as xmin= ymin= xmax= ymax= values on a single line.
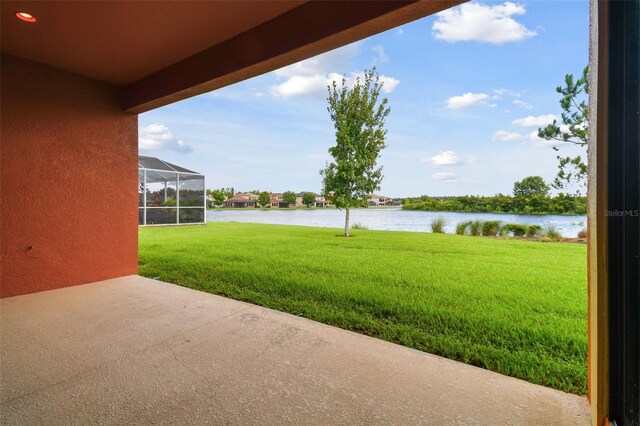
xmin=402 ymin=176 xmax=586 ymax=215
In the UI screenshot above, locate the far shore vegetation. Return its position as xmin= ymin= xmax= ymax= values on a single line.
xmin=139 ymin=222 xmax=587 ymax=395
xmin=402 ymin=192 xmax=586 ymax=216
xmin=402 ymin=175 xmax=586 ymax=216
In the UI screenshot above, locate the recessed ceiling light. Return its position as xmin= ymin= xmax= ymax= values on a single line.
xmin=16 ymin=12 xmax=36 ymax=23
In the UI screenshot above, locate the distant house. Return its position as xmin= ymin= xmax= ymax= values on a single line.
xmin=270 ymin=193 xmax=283 ymax=208
xmin=222 ymin=192 xmax=258 ymax=208
xmin=295 ymin=191 xmax=330 ymax=207
xmin=295 ymin=192 xmax=307 ymax=207
xmin=367 ymin=194 xmax=388 ymax=206
xmin=315 ymin=194 xmax=330 ymax=208
xmin=221 ymin=191 xmax=331 ymax=208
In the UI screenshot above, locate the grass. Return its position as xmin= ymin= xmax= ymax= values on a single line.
xmin=545 ymin=226 xmax=563 ymax=241
xmin=469 ymin=220 xmax=483 ymax=236
xmin=139 ymin=222 xmax=587 ymax=395
xmin=456 ymin=220 xmax=471 ymax=235
xmin=351 ymin=222 xmax=369 ymax=230
xmin=501 ymin=223 xmax=529 ymax=237
xmin=481 ymin=220 xmax=501 ymax=237
xmin=430 ymin=217 xmax=446 ymax=233
xmin=527 ymin=224 xmax=543 ymax=238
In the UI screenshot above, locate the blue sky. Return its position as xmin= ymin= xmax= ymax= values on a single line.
xmin=139 ymin=1 xmax=589 ymax=197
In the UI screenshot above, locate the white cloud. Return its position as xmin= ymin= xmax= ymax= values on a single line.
xmin=422 ymin=150 xmax=477 ymax=166
xmin=270 ymin=42 xmax=399 ymax=98
xmin=492 ymin=87 xmax=520 ymax=99
xmin=513 ymin=99 xmax=534 ymax=109
xmin=446 ymin=92 xmax=489 ymax=109
xmin=271 ymin=72 xmax=399 ymax=98
xmin=432 ymin=172 xmax=458 ymax=181
xmin=424 ymin=150 xmax=459 ymax=166
xmin=372 ymin=45 xmax=389 ymax=63
xmin=512 ymin=114 xmax=558 ymax=127
xmin=396 ymin=29 xmax=404 ymax=35
xmin=139 ymin=123 xmax=192 ymax=154
xmin=432 ymin=2 xmax=537 ymax=44
xmin=270 ymin=74 xmax=328 ymax=98
xmin=492 ymin=130 xmax=523 ymax=142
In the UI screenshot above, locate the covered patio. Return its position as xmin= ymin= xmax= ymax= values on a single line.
xmin=1 ymin=276 xmax=588 ymax=425
xmin=1 ymin=1 xmax=638 ymax=425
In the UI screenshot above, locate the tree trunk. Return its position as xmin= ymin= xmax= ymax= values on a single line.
xmin=344 ymin=208 xmax=350 ymax=237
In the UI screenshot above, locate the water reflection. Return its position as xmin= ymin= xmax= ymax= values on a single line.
xmin=207 ymin=208 xmax=587 ymax=238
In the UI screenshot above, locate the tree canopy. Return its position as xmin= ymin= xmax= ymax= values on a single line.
xmin=282 ymin=191 xmax=296 ymax=207
xmin=538 ymin=66 xmax=588 ymax=193
xmin=302 ymin=192 xmax=316 ymax=207
xmin=206 ymin=187 xmax=234 ymax=208
xmin=513 ymin=176 xmax=550 ymax=199
xmin=257 ymin=191 xmax=271 ymax=208
xmin=320 ymin=68 xmax=390 ymax=237
xmin=209 ymin=190 xmax=225 ymax=208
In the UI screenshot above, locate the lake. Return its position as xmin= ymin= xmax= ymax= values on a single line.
xmin=206 ymin=208 xmax=587 ymax=237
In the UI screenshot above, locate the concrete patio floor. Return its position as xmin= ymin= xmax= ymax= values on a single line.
xmin=1 ymin=276 xmax=589 ymax=425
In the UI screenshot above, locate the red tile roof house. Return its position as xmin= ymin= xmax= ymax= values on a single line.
xmin=222 ymin=192 xmax=258 ymax=208
xmin=0 ymin=1 xmax=637 ymax=424
xmin=270 ymin=192 xmax=284 ymax=208
xmin=222 ymin=192 xmax=329 ymax=208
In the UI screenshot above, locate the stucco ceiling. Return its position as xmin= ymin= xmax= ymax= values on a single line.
xmin=0 ymin=1 xmax=305 ymax=86
xmin=1 ymin=1 xmax=464 ymax=112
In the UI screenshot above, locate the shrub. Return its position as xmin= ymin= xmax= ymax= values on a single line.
xmin=481 ymin=220 xmax=501 ymax=236
xmin=577 ymin=228 xmax=587 ymax=238
xmin=430 ymin=217 xmax=446 ymax=234
xmin=351 ymin=223 xmax=368 ymax=230
xmin=456 ymin=221 xmax=471 ymax=235
xmin=470 ymin=220 xmax=483 ymax=236
xmin=513 ymin=224 xmax=528 ymax=237
xmin=502 ymin=223 xmax=528 ymax=237
xmin=526 ymin=225 xmax=542 ymax=238
xmin=544 ymin=227 xmax=562 ymax=241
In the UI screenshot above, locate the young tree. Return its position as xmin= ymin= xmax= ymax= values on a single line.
xmin=320 ymin=68 xmax=391 ymax=237
xmin=538 ymin=66 xmax=588 ymax=193
xmin=282 ymin=191 xmax=296 ymax=207
xmin=257 ymin=191 xmax=271 ymax=208
xmin=210 ymin=190 xmax=225 ymax=207
xmin=302 ymin=192 xmax=316 ymax=207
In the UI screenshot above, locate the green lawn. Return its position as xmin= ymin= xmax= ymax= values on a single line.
xmin=139 ymin=222 xmax=587 ymax=395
